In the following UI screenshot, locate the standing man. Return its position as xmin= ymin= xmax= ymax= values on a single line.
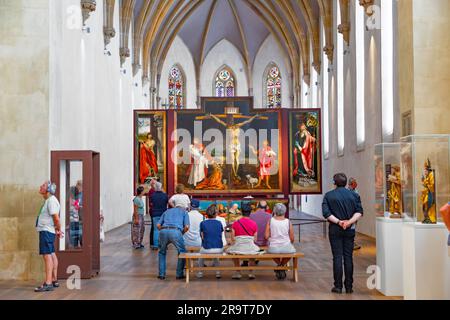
xmin=157 ymin=203 xmax=190 ymax=280
xmin=322 ymin=173 xmax=363 ymax=294
xmin=150 ymin=181 xmax=168 ymax=250
xmin=347 ymin=177 xmax=362 ymax=251
xmin=35 ymin=181 xmax=62 ymax=292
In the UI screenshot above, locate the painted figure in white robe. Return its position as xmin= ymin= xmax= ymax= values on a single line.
xmin=188 ymin=139 xmax=209 ymax=187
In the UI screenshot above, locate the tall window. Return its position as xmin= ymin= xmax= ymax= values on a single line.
xmin=322 ymin=21 xmax=330 ymax=159
xmin=215 ymin=67 xmax=235 ymax=97
xmin=168 ymin=65 xmax=185 ymax=108
xmin=381 ymin=0 xmax=394 ymax=140
xmin=265 ymin=64 xmax=282 ymax=108
xmin=336 ymin=0 xmax=345 ymax=156
xmin=355 ymin=1 xmax=366 ymax=149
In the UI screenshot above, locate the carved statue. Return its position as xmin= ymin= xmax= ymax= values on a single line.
xmin=387 ymin=165 xmax=402 ymax=217
xmin=421 ymin=159 xmax=437 ymax=224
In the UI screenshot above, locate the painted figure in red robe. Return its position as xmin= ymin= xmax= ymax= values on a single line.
xmin=250 ymin=140 xmax=277 ymax=189
xmin=139 ymin=133 xmax=158 ymax=184
xmin=293 ymin=122 xmax=316 ymax=180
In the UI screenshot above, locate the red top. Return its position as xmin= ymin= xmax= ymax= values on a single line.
xmin=232 ymin=218 xmax=258 ymax=237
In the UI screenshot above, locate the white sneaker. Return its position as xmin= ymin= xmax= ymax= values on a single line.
xmin=196 ymin=272 xmax=204 ymax=278
xmin=215 ymin=272 xmax=221 ymax=279
xmin=232 ymin=272 xmax=242 ymax=280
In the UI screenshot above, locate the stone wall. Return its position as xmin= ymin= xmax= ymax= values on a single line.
xmin=0 ymin=0 xmax=50 ymax=281
xmin=411 ymin=0 xmax=450 ymax=134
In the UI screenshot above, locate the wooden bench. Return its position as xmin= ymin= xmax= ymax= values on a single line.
xmin=179 ymin=252 xmax=304 ymax=283
xmin=186 ymin=246 xmax=268 ymax=252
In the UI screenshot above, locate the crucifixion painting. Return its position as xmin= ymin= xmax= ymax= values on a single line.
xmin=175 ymin=98 xmax=282 ymax=194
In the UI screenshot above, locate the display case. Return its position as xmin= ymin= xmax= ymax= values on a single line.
xmin=374 ymin=143 xmax=403 ymax=218
xmin=400 ymin=135 xmax=450 ymax=223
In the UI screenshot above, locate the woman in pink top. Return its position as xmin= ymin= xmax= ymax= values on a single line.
xmin=265 ymin=203 xmax=295 ymax=280
xmin=226 ymin=203 xmax=260 ymax=280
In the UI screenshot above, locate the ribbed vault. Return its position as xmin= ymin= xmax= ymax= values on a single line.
xmin=109 ymin=0 xmax=344 ymax=106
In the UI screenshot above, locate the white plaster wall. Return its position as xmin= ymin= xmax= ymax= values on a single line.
xmin=302 ymin=0 xmax=391 ymax=238
xmin=301 ymin=16 xmax=331 ymax=219
xmin=200 ymin=39 xmax=249 ymax=97
xmin=159 ymin=36 xmax=197 ymax=109
xmin=49 ymin=0 xmax=137 ymax=232
xmin=253 ymin=35 xmax=292 ymax=108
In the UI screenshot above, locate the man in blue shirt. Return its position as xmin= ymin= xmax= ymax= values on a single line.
xmin=322 ymin=173 xmax=363 ymax=294
xmin=157 ymin=204 xmax=190 ymax=280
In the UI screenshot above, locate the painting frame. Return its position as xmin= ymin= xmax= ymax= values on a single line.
xmin=173 ymin=97 xmax=284 ymax=196
xmin=133 ymin=110 xmax=167 ymax=195
xmin=288 ymin=109 xmax=322 ymax=194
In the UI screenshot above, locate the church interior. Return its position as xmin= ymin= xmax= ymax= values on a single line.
xmin=0 ymin=0 xmax=449 ymax=301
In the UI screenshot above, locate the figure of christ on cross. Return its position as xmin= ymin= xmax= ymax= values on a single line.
xmin=195 ymin=109 xmax=267 ymax=183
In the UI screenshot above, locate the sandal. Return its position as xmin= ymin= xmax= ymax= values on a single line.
xmin=34 ymin=283 xmax=54 ymax=292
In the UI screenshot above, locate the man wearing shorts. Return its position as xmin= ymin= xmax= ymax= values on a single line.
xmin=35 ymin=181 xmax=62 ymax=292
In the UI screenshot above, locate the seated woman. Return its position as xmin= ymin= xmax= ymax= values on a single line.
xmin=226 ymin=203 xmax=260 ymax=280
xmin=183 ymin=199 xmax=203 ymax=248
xmin=265 ymin=203 xmax=296 ymax=280
xmin=197 ymin=205 xmax=224 ymax=279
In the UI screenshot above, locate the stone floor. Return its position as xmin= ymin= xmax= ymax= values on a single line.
xmin=0 ymin=214 xmax=399 ymax=300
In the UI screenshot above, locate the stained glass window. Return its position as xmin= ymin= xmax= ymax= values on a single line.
xmin=265 ymin=65 xmax=282 ymax=108
xmin=215 ymin=67 xmax=235 ymax=97
xmin=168 ymin=65 xmax=184 ymax=109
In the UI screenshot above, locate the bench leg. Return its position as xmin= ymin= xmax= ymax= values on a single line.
xmin=186 ymin=259 xmax=190 ymax=284
xmin=293 ymin=258 xmax=299 ymax=283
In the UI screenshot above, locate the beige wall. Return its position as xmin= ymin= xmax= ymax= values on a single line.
xmin=0 ymin=0 xmax=50 ymax=280
xmin=397 ymin=0 xmax=414 ymax=131
xmin=398 ymin=0 xmax=450 ymax=134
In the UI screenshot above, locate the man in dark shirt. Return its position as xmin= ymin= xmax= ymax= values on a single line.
xmin=322 ymin=173 xmax=363 ymax=294
xmin=150 ymin=182 xmax=168 ymax=250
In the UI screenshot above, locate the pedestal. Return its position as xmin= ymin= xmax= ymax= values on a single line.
xmin=402 ymin=222 xmax=448 ymax=300
xmin=376 ymin=217 xmax=403 ymax=296
xmin=447 ymin=234 xmax=450 ymax=299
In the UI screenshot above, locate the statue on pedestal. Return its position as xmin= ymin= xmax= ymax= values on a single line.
xmin=421 ymin=159 xmax=437 ymax=224
xmin=387 ymin=165 xmax=402 ymax=218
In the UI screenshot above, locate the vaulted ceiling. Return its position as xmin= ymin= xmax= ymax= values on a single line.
xmin=95 ymin=0 xmax=351 ymax=104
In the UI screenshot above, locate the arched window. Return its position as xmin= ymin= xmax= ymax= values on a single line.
xmin=168 ymin=65 xmax=185 ymax=109
xmin=265 ymin=64 xmax=282 ymax=108
xmin=215 ymin=67 xmax=235 ymax=97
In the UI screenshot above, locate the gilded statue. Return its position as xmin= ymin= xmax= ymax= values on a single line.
xmin=387 ymin=165 xmax=402 ymax=217
xmin=421 ymin=159 xmax=437 ymax=224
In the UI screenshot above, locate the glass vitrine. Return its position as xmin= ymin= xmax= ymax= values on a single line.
xmin=400 ymin=135 xmax=450 ymax=223
xmin=374 ymin=143 xmax=403 ymax=219
xmin=51 ymin=151 xmax=100 ymax=279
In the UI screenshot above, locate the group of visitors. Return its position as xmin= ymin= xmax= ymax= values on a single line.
xmin=33 ymin=171 xmax=363 ymax=293
xmin=136 ymin=181 xmax=296 ymax=281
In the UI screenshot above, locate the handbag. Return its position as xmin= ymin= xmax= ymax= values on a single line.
xmin=237 ymin=219 xmax=252 ymax=236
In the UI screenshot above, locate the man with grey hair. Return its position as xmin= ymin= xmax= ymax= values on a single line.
xmin=35 ymin=181 xmax=62 ymax=292
xmin=150 ymin=181 xmax=168 ymax=250
xmin=265 ymin=203 xmax=296 ymax=280
xmin=250 ymin=200 xmax=271 ymax=247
